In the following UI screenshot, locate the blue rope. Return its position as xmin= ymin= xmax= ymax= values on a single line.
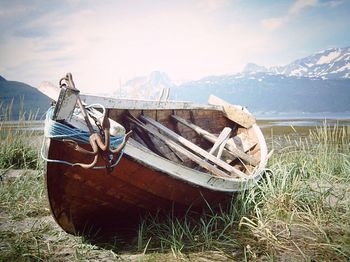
xmin=41 ymin=106 xmax=125 ymax=169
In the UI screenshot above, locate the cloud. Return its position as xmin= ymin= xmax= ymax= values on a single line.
xmin=261 ymin=0 xmax=319 ymax=31
xmin=321 ymin=0 xmax=344 ymax=8
xmin=0 ymin=1 xmax=271 ymax=92
xmin=289 ymin=0 xmax=318 ymax=15
xmin=261 ymin=17 xmax=288 ymax=31
xmin=1 ymin=0 xmax=348 ymax=94
xmin=195 ymin=0 xmax=231 ymax=13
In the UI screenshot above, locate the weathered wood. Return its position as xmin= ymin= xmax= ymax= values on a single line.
xmin=132 ymin=125 xmax=165 ymax=157
xmin=217 ymin=136 xmax=229 ymax=160
xmin=231 ymin=132 xmax=257 ymax=152
xmin=208 ymin=95 xmax=256 ymax=128
xmin=144 ymin=123 xmax=185 ymax=163
xmin=139 ymin=115 xmax=248 ymax=178
xmin=126 ymin=116 xmax=231 ymax=178
xmin=171 ymin=115 xmax=258 ymax=166
xmin=208 ymin=127 xmax=231 ymax=155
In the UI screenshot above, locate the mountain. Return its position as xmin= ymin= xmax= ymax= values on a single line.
xmin=114 ymin=71 xmax=175 ymax=100
xmin=0 ymin=76 xmax=51 ymax=120
xmin=267 ymin=46 xmax=350 ymax=79
xmin=173 ymin=46 xmax=350 ymax=113
xmin=173 ymin=72 xmax=350 ymax=113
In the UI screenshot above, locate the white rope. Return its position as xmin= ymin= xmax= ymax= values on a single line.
xmin=41 ymin=106 xmax=125 ymax=169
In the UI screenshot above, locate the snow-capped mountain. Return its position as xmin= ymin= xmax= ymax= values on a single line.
xmin=173 ymin=46 xmax=350 ymax=113
xmin=267 ymin=46 xmax=350 ymax=79
xmin=114 ymin=47 xmax=350 ymax=112
xmin=174 ymin=71 xmax=350 ymax=113
xmin=114 ymin=71 xmax=175 ymax=100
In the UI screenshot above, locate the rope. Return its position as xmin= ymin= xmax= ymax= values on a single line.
xmin=41 ymin=106 xmax=125 ymax=169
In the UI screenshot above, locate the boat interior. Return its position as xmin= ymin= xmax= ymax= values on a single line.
xmin=107 ymin=107 xmax=261 ymax=179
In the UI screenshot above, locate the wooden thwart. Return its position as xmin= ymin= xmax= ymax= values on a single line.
xmin=208 ymin=95 xmax=256 ymax=128
xmin=139 ymin=115 xmax=248 ymax=179
xmin=171 ymin=115 xmax=258 ymax=166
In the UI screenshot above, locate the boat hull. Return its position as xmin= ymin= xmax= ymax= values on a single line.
xmin=46 ymin=139 xmax=233 ymax=235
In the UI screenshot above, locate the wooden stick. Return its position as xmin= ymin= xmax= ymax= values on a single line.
xmin=208 ymin=127 xmax=231 ymax=155
xmin=171 ymin=115 xmax=258 ymax=166
xmin=126 ymin=116 xmax=232 ymax=178
xmin=140 ymin=115 xmax=248 ymax=179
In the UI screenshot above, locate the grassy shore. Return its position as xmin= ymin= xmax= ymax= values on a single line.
xmin=0 ymin=119 xmax=349 ymax=260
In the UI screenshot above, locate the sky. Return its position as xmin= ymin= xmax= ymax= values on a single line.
xmin=0 ymin=0 xmax=349 ymax=93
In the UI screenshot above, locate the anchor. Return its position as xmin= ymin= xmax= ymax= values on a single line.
xmin=59 ymin=73 xmax=131 ymax=169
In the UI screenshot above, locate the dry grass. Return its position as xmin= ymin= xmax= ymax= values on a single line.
xmin=0 ymin=114 xmax=349 ymax=260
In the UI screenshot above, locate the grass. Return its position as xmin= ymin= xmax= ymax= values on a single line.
xmin=0 ymin=101 xmax=41 ymax=170
xmin=0 ymin=109 xmax=349 ymax=260
xmin=136 ymin=123 xmax=350 ymax=260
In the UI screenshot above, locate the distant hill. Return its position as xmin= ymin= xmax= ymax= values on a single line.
xmin=173 ymin=73 xmax=350 ymax=113
xmin=117 ymin=47 xmax=350 ymax=114
xmin=0 ymin=76 xmax=51 ymax=120
xmin=171 ymin=46 xmax=350 ymax=114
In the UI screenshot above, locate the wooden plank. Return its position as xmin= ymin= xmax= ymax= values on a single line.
xmin=216 ymin=137 xmax=229 ymax=160
xmin=144 ymin=123 xmax=186 ymax=163
xmin=208 ymin=95 xmax=256 ymax=128
xmin=171 ymin=115 xmax=258 ymax=166
xmin=38 ymin=82 xmax=222 ymax=111
xmin=231 ymin=132 xmax=257 ymax=152
xmin=139 ymin=115 xmax=248 ymax=178
xmin=126 ymin=116 xmax=232 ymax=178
xmin=208 ymin=127 xmax=231 ymax=155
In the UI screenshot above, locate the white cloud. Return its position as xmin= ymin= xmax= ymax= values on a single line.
xmin=261 ymin=17 xmax=287 ymax=31
xmin=261 ymin=0 xmax=319 ymax=31
xmin=288 ymin=0 xmax=318 ymax=15
xmin=321 ymin=0 xmax=344 ymax=7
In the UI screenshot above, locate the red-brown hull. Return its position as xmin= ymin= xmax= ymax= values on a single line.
xmin=46 ymin=140 xmax=232 ymax=235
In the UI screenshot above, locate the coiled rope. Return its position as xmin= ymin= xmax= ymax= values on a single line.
xmin=41 ymin=106 xmax=125 ymax=169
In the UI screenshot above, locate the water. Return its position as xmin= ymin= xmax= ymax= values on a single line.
xmin=256 ymin=112 xmax=350 ymax=120
xmin=257 ymin=113 xmax=350 ymax=137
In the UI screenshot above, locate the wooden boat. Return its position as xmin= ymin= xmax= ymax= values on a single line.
xmin=38 ymin=74 xmax=269 ymax=236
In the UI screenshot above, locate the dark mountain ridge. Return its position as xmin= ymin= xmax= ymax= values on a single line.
xmin=0 ymin=76 xmax=51 ymax=120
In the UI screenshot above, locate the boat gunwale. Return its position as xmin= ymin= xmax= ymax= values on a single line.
xmin=38 ymin=81 xmax=224 ymax=110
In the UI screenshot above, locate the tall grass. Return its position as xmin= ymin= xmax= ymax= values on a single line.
xmin=137 ymin=122 xmax=350 ymax=260
xmin=0 ymin=102 xmax=42 ymax=170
